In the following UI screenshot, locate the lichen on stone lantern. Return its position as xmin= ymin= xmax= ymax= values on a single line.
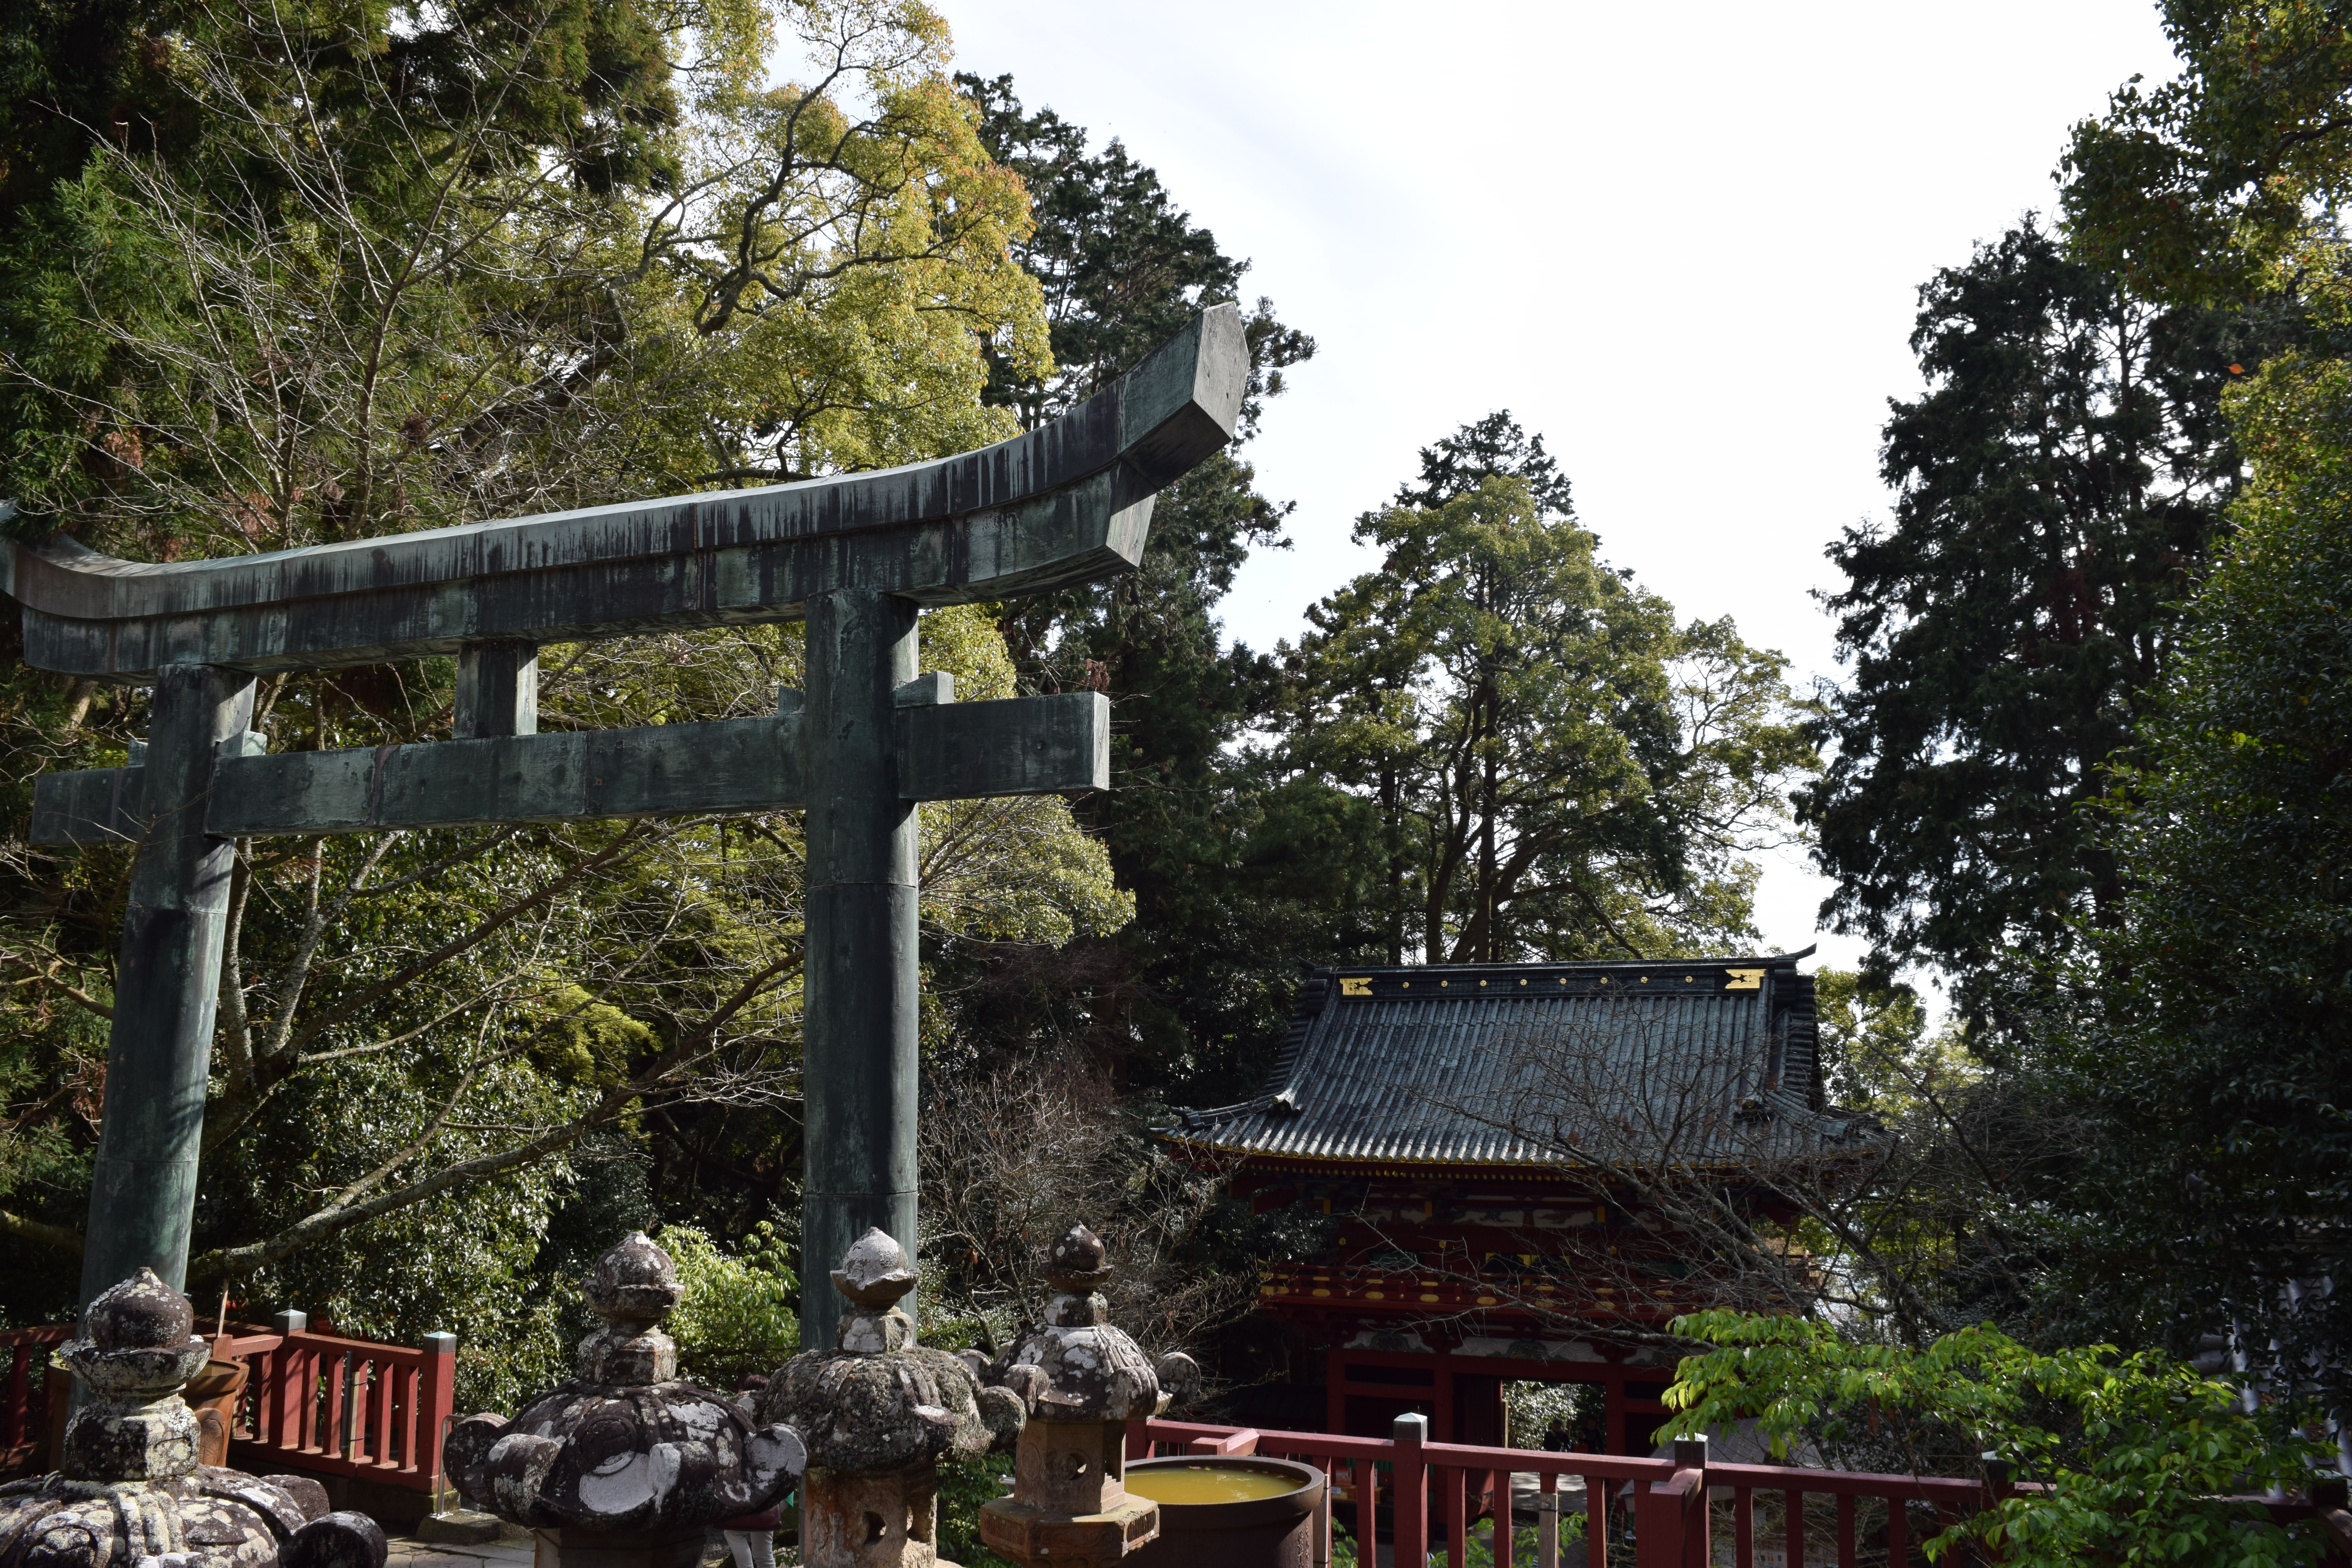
xmin=758 ymin=1228 xmax=1020 ymax=1568
xmin=0 ymin=1268 xmax=387 ymax=1568
xmin=443 ymin=1231 xmax=806 ymax=1568
xmin=978 ymin=1224 xmax=1198 ymax=1568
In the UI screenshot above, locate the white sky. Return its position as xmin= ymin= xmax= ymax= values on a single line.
xmin=924 ymin=0 xmax=2183 ymax=986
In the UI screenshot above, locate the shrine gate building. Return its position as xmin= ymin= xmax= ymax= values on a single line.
xmin=1165 ymin=951 xmax=1875 ymax=1454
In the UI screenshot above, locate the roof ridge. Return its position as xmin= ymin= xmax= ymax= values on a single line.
xmin=1157 ymin=960 xmax=1871 ymax=1170
xmin=1306 ymin=949 xmax=1818 ymax=976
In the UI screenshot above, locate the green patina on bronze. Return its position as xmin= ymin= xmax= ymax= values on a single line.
xmin=11 ymin=307 xmax=1247 ymax=1348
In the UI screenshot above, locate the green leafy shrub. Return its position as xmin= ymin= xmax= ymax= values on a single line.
xmin=934 ymin=1450 xmax=1017 ymax=1568
xmin=661 ymin=1222 xmax=797 ymax=1390
xmin=1665 ymin=1311 xmax=2329 ymax=1568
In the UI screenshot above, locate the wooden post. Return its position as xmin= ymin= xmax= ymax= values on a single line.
xmin=1490 ymin=1466 xmax=1508 ymax=1568
xmin=270 ymin=1309 xmax=306 ymax=1454
xmin=1393 ymin=1412 xmax=1428 ymax=1568
xmin=4 ymin=1337 xmax=28 ymax=1454
xmin=1637 ymin=1438 xmax=1707 ymax=1568
xmin=1590 ymin=1465 xmax=1611 ymax=1568
xmin=1678 ymin=1437 xmax=1710 ymax=1568
xmin=78 ymin=664 xmax=256 ymax=1309
xmin=1316 ymin=1454 xmax=1333 ymax=1568
xmin=417 ymin=1330 xmax=457 ymax=1506
xmin=1444 ymin=1463 xmax=1467 ymax=1566
xmin=1539 ymin=1473 xmax=1559 ymax=1568
xmin=798 ymin=588 xmax=920 ymax=1352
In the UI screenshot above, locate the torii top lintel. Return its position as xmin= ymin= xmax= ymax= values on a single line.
xmin=0 ymin=306 xmax=1248 ymax=682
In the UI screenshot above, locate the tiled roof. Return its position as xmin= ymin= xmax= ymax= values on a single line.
xmin=1167 ymin=953 xmax=1875 ymax=1170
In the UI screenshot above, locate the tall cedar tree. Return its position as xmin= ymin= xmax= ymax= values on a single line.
xmin=1283 ymin=423 xmax=1810 ymax=969
xmin=936 ymin=73 xmax=1338 ymax=1101
xmin=1799 ymin=222 xmax=2272 ymax=1025
xmin=2037 ymin=371 xmax=2352 ymax=1410
xmin=1394 ymin=409 xmax=1577 ymax=520
xmin=2037 ymin=0 xmax=2352 ymax=1407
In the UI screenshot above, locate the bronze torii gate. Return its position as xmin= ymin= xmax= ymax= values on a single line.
xmin=7 ymin=306 xmax=1245 ymax=1348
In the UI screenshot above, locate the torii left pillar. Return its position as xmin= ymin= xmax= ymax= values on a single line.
xmin=80 ymin=663 xmax=253 ymax=1303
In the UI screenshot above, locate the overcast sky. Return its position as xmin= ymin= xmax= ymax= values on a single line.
xmin=914 ymin=1 xmax=2183 ymax=987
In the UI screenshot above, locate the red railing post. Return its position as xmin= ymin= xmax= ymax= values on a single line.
xmin=5 ymin=1336 xmax=29 ymax=1455
xmin=1589 ymin=1464 xmax=1611 ymax=1568
xmin=1443 ymin=1463 xmax=1468 ymax=1566
xmin=1486 ymin=1465 xmax=1507 ymax=1568
xmin=416 ymin=1331 xmax=457 ymax=1508
xmin=371 ymin=1356 xmax=394 ymax=1466
xmin=1393 ymin=1412 xmax=1429 ymax=1568
xmin=269 ymin=1311 xmax=306 ymax=1456
xmin=1639 ymin=1436 xmax=1707 ymax=1568
xmin=323 ymin=1349 xmax=347 ymax=1460
xmin=1679 ymin=1437 xmax=1710 ymax=1568
xmin=1308 ymin=1442 xmax=1332 ymax=1568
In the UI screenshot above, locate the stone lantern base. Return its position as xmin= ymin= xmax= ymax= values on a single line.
xmin=976 ymin=1416 xmax=1158 ymax=1568
xmin=977 ymin=1493 xmax=1157 ymax=1568
xmin=530 ymin=1524 xmax=706 ymax=1568
xmin=803 ymin=1463 xmax=956 ymax=1568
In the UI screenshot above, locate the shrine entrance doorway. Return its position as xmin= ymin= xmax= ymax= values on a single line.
xmin=1324 ymin=1347 xmax=1674 ymax=1456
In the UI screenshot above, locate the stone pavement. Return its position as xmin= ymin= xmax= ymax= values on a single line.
xmin=387 ymin=1532 xmax=798 ymax=1568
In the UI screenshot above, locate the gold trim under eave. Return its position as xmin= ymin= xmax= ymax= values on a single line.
xmin=1158 ymin=1137 xmax=1571 ymax=1176
xmin=1157 ymin=1134 xmax=1861 ymax=1179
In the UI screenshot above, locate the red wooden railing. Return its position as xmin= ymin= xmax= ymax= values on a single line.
xmin=0 ymin=1313 xmax=453 ymax=1494
xmin=0 ymin=1327 xmax=71 ymax=1470
xmin=1124 ymin=1416 xmax=2336 ymax=1568
xmin=226 ymin=1312 xmax=457 ymax=1499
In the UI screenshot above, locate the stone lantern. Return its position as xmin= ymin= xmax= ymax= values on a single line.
xmin=977 ymin=1225 xmax=1190 ymax=1568
xmin=443 ymin=1232 xmax=807 ymax=1568
xmin=758 ymin=1229 xmax=1023 ymax=1568
xmin=0 ymin=1269 xmax=387 ymax=1568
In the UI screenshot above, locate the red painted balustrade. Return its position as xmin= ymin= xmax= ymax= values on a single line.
xmin=0 ymin=1327 xmax=71 ymax=1470
xmin=225 ymin=1314 xmax=457 ymax=1499
xmin=1125 ymin=1416 xmax=2341 ymax=1568
xmin=0 ymin=1315 xmax=452 ymax=1500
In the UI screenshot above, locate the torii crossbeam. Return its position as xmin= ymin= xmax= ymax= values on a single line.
xmin=9 ymin=305 xmax=1247 ymax=1346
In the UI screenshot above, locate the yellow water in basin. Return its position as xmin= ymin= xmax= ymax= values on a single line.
xmin=1126 ymin=1466 xmax=1299 ymax=1505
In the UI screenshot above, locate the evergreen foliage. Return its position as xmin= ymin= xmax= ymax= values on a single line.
xmin=2033 ymin=345 xmax=2352 ymax=1411
xmin=1282 ymin=469 xmax=1813 ymax=965
xmin=935 ymin=72 xmax=1331 ymax=1100
xmin=1802 ymin=221 xmax=2270 ymax=1023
